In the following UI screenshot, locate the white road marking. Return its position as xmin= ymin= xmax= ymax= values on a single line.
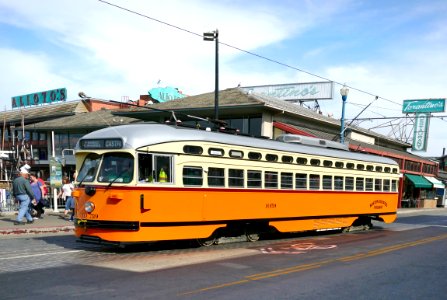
xmin=0 ymin=250 xmax=83 ymax=260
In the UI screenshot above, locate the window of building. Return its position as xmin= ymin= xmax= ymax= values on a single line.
xmin=309 ymin=174 xmax=320 ymax=190
xmin=323 ymin=175 xmax=332 ymax=190
xmin=247 ymin=170 xmax=262 ymax=188
xmin=183 ymin=167 xmax=203 ymax=186
xmin=295 ymin=173 xmax=307 ymax=189
xmin=229 ymin=169 xmax=244 ymax=187
xmin=281 ymin=172 xmax=293 ymax=189
xmin=265 ymin=171 xmax=278 ymax=189
xmin=208 ymin=167 xmax=225 ymax=187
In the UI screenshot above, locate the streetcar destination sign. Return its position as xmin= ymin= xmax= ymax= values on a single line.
xmin=402 ymin=98 xmax=445 ymax=113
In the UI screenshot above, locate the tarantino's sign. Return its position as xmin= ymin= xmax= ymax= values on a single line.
xmin=412 ymin=112 xmax=430 ymax=151
xmin=402 ymin=98 xmax=445 ymax=113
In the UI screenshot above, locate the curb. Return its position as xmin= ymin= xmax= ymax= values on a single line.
xmin=0 ymin=225 xmax=74 ymax=236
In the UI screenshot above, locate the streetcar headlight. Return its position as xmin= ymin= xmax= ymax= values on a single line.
xmin=84 ymin=201 xmax=95 ymax=213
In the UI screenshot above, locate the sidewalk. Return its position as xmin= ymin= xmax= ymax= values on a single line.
xmin=0 ymin=207 xmax=446 ymax=236
xmin=0 ymin=210 xmax=74 ymax=236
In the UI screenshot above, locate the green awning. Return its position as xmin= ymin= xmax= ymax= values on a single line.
xmin=405 ymin=174 xmax=432 ymax=189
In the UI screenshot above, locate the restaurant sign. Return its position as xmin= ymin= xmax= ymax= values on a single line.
xmin=12 ymin=88 xmax=67 ymax=109
xmin=412 ymin=112 xmax=430 ymax=152
xmin=241 ymin=81 xmax=333 ymax=102
xmin=402 ymin=98 xmax=445 ymax=113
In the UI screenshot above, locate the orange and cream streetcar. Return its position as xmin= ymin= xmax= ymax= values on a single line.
xmin=73 ymin=123 xmax=399 ymax=246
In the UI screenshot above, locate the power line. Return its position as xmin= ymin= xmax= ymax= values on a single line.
xmin=97 ymin=0 xmax=402 ymax=107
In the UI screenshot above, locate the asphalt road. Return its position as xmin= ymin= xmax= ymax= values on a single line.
xmin=1 ymin=210 xmax=447 ymax=300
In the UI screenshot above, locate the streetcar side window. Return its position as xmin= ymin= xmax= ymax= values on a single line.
xmin=281 ymin=172 xmax=293 ymax=189
xmin=391 ymin=180 xmax=398 ymax=192
xmin=375 ymin=179 xmax=382 ymax=191
xmin=322 ymin=175 xmax=332 ymax=190
xmin=334 ymin=176 xmax=344 ymax=190
xmin=208 ymin=167 xmax=225 ymax=187
xmin=295 ymin=173 xmax=307 ymax=189
xmin=365 ymin=178 xmax=374 ymax=191
xmin=309 ymin=174 xmax=320 ymax=190
xmin=356 ymin=177 xmax=364 ymax=191
xmin=138 ymin=153 xmax=153 ymax=182
xmin=383 ymin=179 xmax=390 ymax=192
xmin=229 ymin=169 xmax=244 ymax=187
xmin=183 ymin=167 xmax=203 ymax=186
xmin=247 ymin=170 xmax=262 ymax=188
xmin=345 ymin=177 xmax=354 ymax=191
xmin=265 ymin=171 xmax=278 ymax=189
xmin=137 ymin=153 xmax=173 ymax=183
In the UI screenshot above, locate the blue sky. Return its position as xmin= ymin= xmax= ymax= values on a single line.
xmin=0 ymin=0 xmax=446 ymax=156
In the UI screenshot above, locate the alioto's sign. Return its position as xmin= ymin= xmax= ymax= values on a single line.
xmin=11 ymin=88 xmax=67 ymax=109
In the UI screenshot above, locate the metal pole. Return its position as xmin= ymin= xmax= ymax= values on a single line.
xmin=51 ymin=131 xmax=59 ymax=212
xmin=340 ymin=96 xmax=347 ymax=144
xmin=214 ymin=30 xmax=219 ymax=121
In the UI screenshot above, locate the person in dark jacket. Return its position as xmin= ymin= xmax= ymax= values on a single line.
xmin=12 ymin=167 xmax=36 ymax=225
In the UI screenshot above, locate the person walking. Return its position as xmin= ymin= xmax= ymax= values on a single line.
xmin=12 ymin=167 xmax=36 ymax=225
xmin=29 ymin=172 xmax=45 ymax=219
xmin=58 ymin=177 xmax=74 ymax=221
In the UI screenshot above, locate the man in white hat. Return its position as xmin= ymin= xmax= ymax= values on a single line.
xmin=12 ymin=167 xmax=36 ymax=225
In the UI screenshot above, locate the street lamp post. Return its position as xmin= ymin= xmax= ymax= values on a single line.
xmin=339 ymin=85 xmax=349 ymax=144
xmin=203 ymin=29 xmax=219 ymax=121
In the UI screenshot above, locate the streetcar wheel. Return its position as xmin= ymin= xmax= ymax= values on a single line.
xmin=197 ymin=237 xmax=216 ymax=247
xmin=246 ymin=230 xmax=260 ymax=242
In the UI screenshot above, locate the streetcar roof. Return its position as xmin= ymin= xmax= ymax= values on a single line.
xmin=76 ymin=123 xmax=398 ymax=165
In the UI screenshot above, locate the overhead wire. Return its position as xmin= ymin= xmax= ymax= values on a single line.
xmin=97 ymin=0 xmax=402 ymax=108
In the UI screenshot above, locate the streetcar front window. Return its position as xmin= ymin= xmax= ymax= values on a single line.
xmin=98 ymin=153 xmax=134 ymax=183
xmin=77 ymin=153 xmax=101 ymax=183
